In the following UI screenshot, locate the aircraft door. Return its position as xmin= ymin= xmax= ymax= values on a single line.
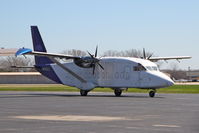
xmin=139 ymin=71 xmax=150 ymax=88
xmin=133 ymin=63 xmax=147 ymax=87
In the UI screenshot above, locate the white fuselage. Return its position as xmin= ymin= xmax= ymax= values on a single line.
xmin=50 ymin=57 xmax=174 ymax=90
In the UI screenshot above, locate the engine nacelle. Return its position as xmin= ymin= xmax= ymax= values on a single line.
xmin=74 ymin=58 xmax=93 ymax=68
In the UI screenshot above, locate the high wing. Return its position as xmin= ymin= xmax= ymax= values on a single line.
xmin=149 ymin=56 xmax=191 ymax=62
xmin=15 ymin=48 xmax=87 ymax=83
xmin=15 ymin=48 xmax=81 ymax=60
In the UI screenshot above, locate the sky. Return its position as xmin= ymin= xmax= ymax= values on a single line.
xmin=0 ymin=0 xmax=198 ymax=70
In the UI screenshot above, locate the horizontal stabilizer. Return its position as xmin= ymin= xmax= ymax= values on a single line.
xmin=15 ymin=48 xmax=81 ymax=60
xmin=15 ymin=48 xmax=32 ymax=56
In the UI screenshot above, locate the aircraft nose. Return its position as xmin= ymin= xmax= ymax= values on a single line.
xmin=150 ymin=72 xmax=175 ymax=88
xmin=166 ymin=78 xmax=174 ymax=87
xmin=160 ymin=74 xmax=174 ymax=87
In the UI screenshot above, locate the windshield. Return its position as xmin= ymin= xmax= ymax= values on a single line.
xmin=134 ymin=63 xmax=146 ymax=71
xmin=146 ymin=66 xmax=159 ymax=71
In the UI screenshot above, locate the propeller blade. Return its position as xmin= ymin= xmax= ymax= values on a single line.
xmin=92 ymin=64 xmax=96 ymax=75
xmin=87 ymin=51 xmax=94 ymax=58
xmin=143 ymin=48 xmax=146 ymax=59
xmin=86 ymin=46 xmax=103 ymax=75
xmin=147 ymin=53 xmax=153 ymax=59
xmin=97 ymin=63 xmax=104 ymax=70
xmin=95 ymin=46 xmax=98 ymax=57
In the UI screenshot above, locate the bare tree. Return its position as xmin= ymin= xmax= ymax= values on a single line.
xmin=0 ymin=56 xmax=34 ymax=72
xmin=103 ymin=50 xmax=121 ymax=57
xmin=62 ymin=49 xmax=86 ymax=56
xmin=102 ymin=49 xmax=152 ymax=58
xmin=60 ymin=49 xmax=87 ymax=62
xmin=163 ymin=69 xmax=187 ymax=80
xmin=162 ymin=63 xmax=187 ymax=80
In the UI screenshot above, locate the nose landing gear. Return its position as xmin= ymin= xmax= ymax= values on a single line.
xmin=80 ymin=90 xmax=88 ymax=96
xmin=114 ymin=89 xmax=122 ymax=96
xmin=149 ymin=89 xmax=156 ymax=98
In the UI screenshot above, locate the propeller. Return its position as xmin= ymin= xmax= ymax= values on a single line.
xmin=87 ymin=46 xmax=104 ymax=74
xmin=143 ymin=48 xmax=146 ymax=59
xmin=142 ymin=48 xmax=153 ymax=60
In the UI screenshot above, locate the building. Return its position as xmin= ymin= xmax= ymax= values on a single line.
xmin=0 ymin=48 xmax=17 ymax=56
xmin=186 ymin=71 xmax=199 ymax=82
xmin=0 ymin=72 xmax=56 ymax=84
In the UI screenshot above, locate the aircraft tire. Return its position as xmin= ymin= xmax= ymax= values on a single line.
xmin=114 ymin=89 xmax=122 ymax=97
xmin=80 ymin=90 xmax=88 ymax=96
xmin=149 ymin=91 xmax=155 ymax=97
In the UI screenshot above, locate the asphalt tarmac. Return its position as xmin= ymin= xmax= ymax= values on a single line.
xmin=0 ymin=92 xmax=199 ymax=133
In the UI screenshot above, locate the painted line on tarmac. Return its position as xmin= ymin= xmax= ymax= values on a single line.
xmin=153 ymin=124 xmax=180 ymax=128
xmin=11 ymin=115 xmax=134 ymax=122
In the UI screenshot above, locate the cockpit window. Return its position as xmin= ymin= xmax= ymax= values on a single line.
xmin=152 ymin=66 xmax=158 ymax=71
xmin=146 ymin=66 xmax=158 ymax=71
xmin=134 ymin=63 xmax=146 ymax=71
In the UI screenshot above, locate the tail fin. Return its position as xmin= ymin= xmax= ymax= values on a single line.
xmin=31 ymin=26 xmax=53 ymax=65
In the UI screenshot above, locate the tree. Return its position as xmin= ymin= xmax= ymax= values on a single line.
xmin=60 ymin=49 xmax=87 ymax=62
xmin=102 ymin=49 xmax=152 ymax=58
xmin=162 ymin=62 xmax=187 ymax=80
xmin=0 ymin=56 xmax=34 ymax=72
xmin=62 ymin=49 xmax=86 ymax=56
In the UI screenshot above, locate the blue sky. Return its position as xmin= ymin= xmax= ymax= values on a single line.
xmin=0 ymin=0 xmax=198 ymax=69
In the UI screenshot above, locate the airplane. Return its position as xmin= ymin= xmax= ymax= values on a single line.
xmin=15 ymin=26 xmax=191 ymax=97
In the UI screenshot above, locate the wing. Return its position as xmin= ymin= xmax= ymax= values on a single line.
xmin=15 ymin=48 xmax=87 ymax=83
xmin=15 ymin=48 xmax=81 ymax=60
xmin=149 ymin=56 xmax=191 ymax=62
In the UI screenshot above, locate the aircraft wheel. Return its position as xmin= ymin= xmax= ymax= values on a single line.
xmin=80 ymin=90 xmax=88 ymax=96
xmin=114 ymin=89 xmax=122 ymax=97
xmin=149 ymin=90 xmax=156 ymax=98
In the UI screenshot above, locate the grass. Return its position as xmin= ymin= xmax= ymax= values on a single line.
xmin=0 ymin=84 xmax=199 ymax=94
xmin=157 ymin=85 xmax=199 ymax=94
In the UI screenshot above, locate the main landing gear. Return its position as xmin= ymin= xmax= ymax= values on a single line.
xmin=80 ymin=90 xmax=88 ymax=96
xmin=114 ymin=89 xmax=122 ymax=97
xmin=149 ymin=89 xmax=156 ymax=98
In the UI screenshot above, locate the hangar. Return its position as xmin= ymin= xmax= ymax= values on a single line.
xmin=0 ymin=72 xmax=55 ymax=84
xmin=186 ymin=71 xmax=199 ymax=82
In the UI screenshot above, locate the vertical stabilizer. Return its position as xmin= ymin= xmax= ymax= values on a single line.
xmin=31 ymin=26 xmax=53 ymax=65
xmin=31 ymin=26 xmax=61 ymax=84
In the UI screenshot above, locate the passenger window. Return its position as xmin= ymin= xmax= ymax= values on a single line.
xmin=134 ymin=63 xmax=146 ymax=71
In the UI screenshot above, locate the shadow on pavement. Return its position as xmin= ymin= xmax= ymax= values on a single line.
xmin=0 ymin=92 xmax=164 ymax=99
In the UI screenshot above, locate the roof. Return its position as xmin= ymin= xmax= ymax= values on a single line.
xmin=0 ymin=48 xmax=18 ymax=56
xmin=0 ymin=72 xmax=41 ymax=76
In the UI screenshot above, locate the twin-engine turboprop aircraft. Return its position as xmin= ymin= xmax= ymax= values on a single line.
xmin=15 ymin=26 xmax=191 ymax=97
